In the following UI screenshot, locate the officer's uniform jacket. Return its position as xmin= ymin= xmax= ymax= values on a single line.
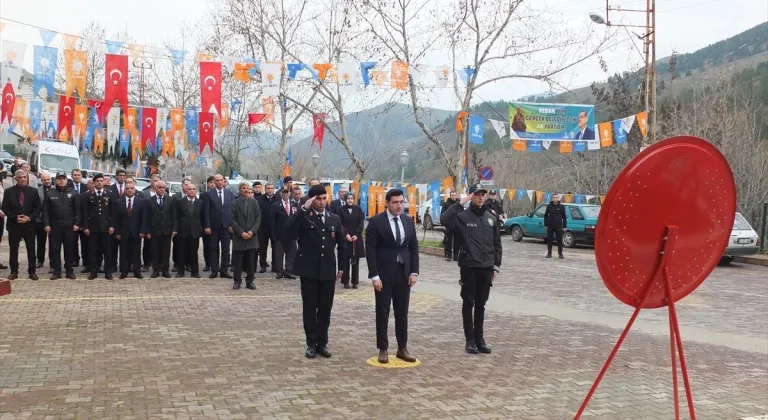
xmin=285 ymin=207 xmax=346 ymax=281
xmin=82 ymin=189 xmax=113 ymax=233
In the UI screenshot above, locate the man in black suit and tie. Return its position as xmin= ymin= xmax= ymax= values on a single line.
xmin=256 ymin=183 xmax=278 ymax=273
xmin=285 ymin=185 xmax=346 ymax=359
xmin=105 ymin=168 xmax=127 ymax=274
xmin=113 ymin=184 xmax=147 ymax=279
xmin=202 ymin=174 xmax=234 ymax=279
xmin=271 ymin=188 xmax=298 ymax=279
xmin=201 ymin=176 xmax=215 ymax=272
xmin=147 ymin=181 xmax=177 ymax=278
xmin=82 ymin=173 xmax=114 ymax=280
xmin=328 ymin=186 xmax=347 ymax=215
xmin=176 ymin=183 xmax=204 ymax=278
xmin=365 ymin=188 xmax=419 ymax=364
xmin=2 ymin=169 xmax=43 ymax=280
xmin=576 ymin=110 xmax=595 ymax=140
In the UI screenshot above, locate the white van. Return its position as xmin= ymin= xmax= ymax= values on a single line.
xmin=27 ymin=140 xmax=81 ymax=182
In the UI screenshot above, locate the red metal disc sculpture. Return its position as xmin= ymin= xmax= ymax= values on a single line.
xmin=574 ymin=136 xmax=737 ymax=420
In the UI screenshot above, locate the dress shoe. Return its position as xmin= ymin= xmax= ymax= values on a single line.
xmin=305 ymin=346 xmax=317 ymax=358
xmin=545 ymin=253 xmax=552 ymax=258
xmin=105 ymin=273 xmax=113 ymax=280
xmin=50 ymin=273 xmax=61 ymax=280
xmin=229 ymin=266 xmax=234 ymax=272
xmin=0 ymin=263 xmax=8 ymax=270
xmin=142 ymin=265 xmax=150 ymax=272
xmin=88 ymin=273 xmax=97 ymax=280
xmin=258 ymin=267 xmax=267 ymax=273
xmin=232 ymin=282 xmax=241 ymax=290
xmin=120 ymin=273 xmax=128 ymax=279
xmin=378 ymin=350 xmax=389 ymax=364
xmin=36 ymin=262 xmax=44 ymax=269
xmin=72 ymin=262 xmax=79 ymax=268
xmin=48 ymin=268 xmax=54 ymax=274
xmin=245 ymin=282 xmax=256 ymax=290
xmin=445 ymin=256 xmax=452 ymax=261
xmin=203 ymin=265 xmax=211 ymax=272
xmin=477 ymin=341 xmax=492 ymax=354
xmin=209 ymin=272 xmax=218 ymax=279
xmin=220 ymin=272 xmax=233 ymax=279
xmin=559 ymin=254 xmax=564 ymax=259
xmin=134 ymin=272 xmax=144 ymax=279
xmin=343 ymin=283 xmax=351 ymax=289
xmin=396 ymin=348 xmax=417 ymax=363
xmin=175 ymin=272 xmax=185 ymax=278
xmin=316 ymin=345 xmax=332 ymax=358
xmin=465 ymin=340 xmax=479 ymax=354
xmin=29 ymin=273 xmax=39 ymax=281
xmin=191 ymin=272 xmax=201 ymax=278
xmin=275 ymin=273 xmax=283 ymax=279
xmin=8 ymin=272 xmax=18 ymax=280
xmin=66 ymin=273 xmax=77 ymax=280
xmin=283 ymin=274 xmax=296 ymax=280
xmin=81 ymin=267 xmax=90 ymax=273
xmin=172 ymin=266 xmax=178 ymax=272
xmin=151 ymin=272 xmax=160 ymax=278
xmin=162 ymin=272 xmax=172 ymax=278
xmin=352 ymin=284 xmax=358 ymax=289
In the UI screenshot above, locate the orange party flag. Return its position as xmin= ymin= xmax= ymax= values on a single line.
xmin=636 ymin=111 xmax=648 ymax=136
xmin=261 ymin=97 xmax=275 ymax=124
xmin=559 ymin=141 xmax=573 ymax=154
xmin=512 ymin=139 xmax=527 ymax=151
xmin=456 ymin=111 xmax=468 ymax=132
xmin=64 ymin=49 xmax=88 ymax=99
xmin=598 ymin=122 xmax=613 ymax=147
xmin=536 ymin=191 xmax=544 ymax=203
xmin=390 ymin=61 xmax=408 ymax=90
xmin=62 ymin=34 xmax=79 ymax=49
xmin=233 ymin=62 xmax=256 ymax=82
xmin=370 ymin=70 xmax=386 ymax=87
xmin=313 ymin=63 xmax=333 ymax=81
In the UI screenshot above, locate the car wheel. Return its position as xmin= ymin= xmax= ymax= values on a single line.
xmin=423 ymin=214 xmax=434 ymax=230
xmin=719 ymin=256 xmax=734 ymax=266
xmin=510 ymin=225 xmax=524 ymax=242
xmin=562 ymin=231 xmax=576 ymax=248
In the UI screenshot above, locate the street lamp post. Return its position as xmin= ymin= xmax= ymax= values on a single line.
xmin=589 ymin=0 xmax=656 ymax=149
xmin=399 ymin=150 xmax=409 ymax=184
xmin=312 ymin=153 xmax=320 ymax=179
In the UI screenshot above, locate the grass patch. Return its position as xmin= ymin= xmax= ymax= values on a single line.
xmin=419 ymin=239 xmax=443 ymax=248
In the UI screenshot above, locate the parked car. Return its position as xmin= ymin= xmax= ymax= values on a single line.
xmin=720 ymin=213 xmax=761 ymax=265
xmin=0 ymin=150 xmax=16 ymax=180
xmin=504 ymin=203 xmax=600 ymax=248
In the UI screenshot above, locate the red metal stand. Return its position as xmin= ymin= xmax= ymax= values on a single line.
xmin=0 ymin=279 xmax=11 ymax=297
xmin=574 ymin=226 xmax=696 ymax=420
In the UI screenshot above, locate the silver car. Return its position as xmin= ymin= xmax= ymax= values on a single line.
xmin=721 ymin=212 xmax=761 ymax=265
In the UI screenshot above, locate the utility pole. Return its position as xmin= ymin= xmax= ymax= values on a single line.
xmin=590 ymin=0 xmax=656 ymax=149
xmin=132 ymin=60 xmax=153 ymax=106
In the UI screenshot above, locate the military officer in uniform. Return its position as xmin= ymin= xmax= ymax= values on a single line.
xmin=83 ymin=173 xmax=114 ymax=280
xmin=42 ymin=172 xmax=81 ymax=280
xmin=285 ymin=185 xmax=346 ymax=359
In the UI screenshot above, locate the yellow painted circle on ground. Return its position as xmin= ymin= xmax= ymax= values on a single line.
xmin=366 ymin=356 xmax=421 ymax=368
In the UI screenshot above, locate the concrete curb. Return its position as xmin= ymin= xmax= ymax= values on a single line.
xmin=734 ymin=255 xmax=768 ymax=266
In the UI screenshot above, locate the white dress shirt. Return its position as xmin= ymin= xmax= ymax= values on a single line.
xmin=370 ymin=211 xmax=417 ymax=281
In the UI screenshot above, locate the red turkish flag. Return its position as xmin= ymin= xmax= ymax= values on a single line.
xmin=248 ymin=113 xmax=266 ymax=130
xmin=312 ymin=113 xmax=326 ymax=149
xmin=200 ymin=62 xmax=222 ymax=117
xmin=0 ymin=83 xmax=15 ymax=126
xmin=58 ymin=95 xmax=76 ymax=140
xmin=140 ymin=107 xmax=157 ymax=149
xmin=199 ymin=111 xmax=214 ymax=155
xmin=87 ymin=99 xmax=105 ymax=124
xmin=104 ymin=54 xmax=129 ymax=116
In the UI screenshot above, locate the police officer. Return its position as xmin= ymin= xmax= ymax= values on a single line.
xmin=83 ymin=173 xmax=114 ymax=280
xmin=285 ymin=185 xmax=346 ymax=359
xmin=42 ymin=172 xmax=81 ymax=280
xmin=440 ymin=184 xmax=502 ymax=355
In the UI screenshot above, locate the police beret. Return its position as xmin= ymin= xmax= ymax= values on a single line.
xmin=308 ymin=185 xmax=326 ymax=198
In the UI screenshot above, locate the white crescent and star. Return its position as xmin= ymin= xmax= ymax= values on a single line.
xmin=4 ymin=92 xmax=13 ymax=103
xmin=63 ymin=105 xmax=72 ymax=114
xmin=146 ymin=117 xmax=154 ymax=126
xmin=109 ymin=69 xmax=123 ymax=84
xmin=202 ymin=122 xmax=211 ymax=131
xmin=204 ymin=76 xmax=216 ymax=90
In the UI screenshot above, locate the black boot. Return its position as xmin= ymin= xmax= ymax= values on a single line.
xmin=476 ymin=335 xmax=492 ymax=354
xmin=465 ymin=339 xmax=479 ymax=354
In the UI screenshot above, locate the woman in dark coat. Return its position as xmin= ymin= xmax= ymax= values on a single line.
xmin=338 ymin=193 xmax=365 ymax=289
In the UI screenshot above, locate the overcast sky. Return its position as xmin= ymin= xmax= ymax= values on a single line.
xmin=1 ymin=0 xmax=766 ymax=112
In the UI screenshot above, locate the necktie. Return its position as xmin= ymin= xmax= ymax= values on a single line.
xmin=127 ymin=198 xmax=132 ymax=215
xmin=76 ymin=184 xmax=80 ymax=194
xmin=219 ymin=190 xmax=223 ymax=205
xmin=188 ymin=199 xmax=194 ymax=212
xmin=284 ymin=201 xmax=289 ymax=215
xmin=19 ymin=188 xmax=24 ymax=206
xmin=97 ymin=191 xmax=101 ymax=198
xmin=243 ymin=199 xmax=248 ymax=214
xmin=158 ymin=196 xmax=163 ymax=208
xmin=393 ymin=216 xmax=401 ymax=245
xmin=119 ymin=185 xmax=123 ymax=197
xmin=318 ymin=213 xmax=324 ymax=224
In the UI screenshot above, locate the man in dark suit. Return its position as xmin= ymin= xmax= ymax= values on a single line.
xmin=82 ymin=173 xmax=114 ymax=280
xmin=202 ymin=174 xmax=234 ymax=279
xmin=2 ymin=169 xmax=43 ymax=280
xmin=201 ymin=176 xmax=215 ymax=271
xmin=256 ymin=183 xmax=278 ymax=273
xmin=176 ymin=183 xmax=204 ymax=278
xmin=146 ymin=181 xmax=177 ymax=278
xmin=576 ymin=110 xmax=595 ymax=140
xmin=113 ymin=184 xmax=147 ymax=279
xmin=285 ymin=185 xmax=346 ymax=359
xmin=366 ymin=188 xmax=419 ymax=364
xmin=229 ymin=183 xmax=261 ymax=290
xmin=106 ymin=168 xmax=128 ymax=274
xmin=35 ymin=173 xmax=53 ymax=270
xmin=328 ymin=186 xmax=347 ymax=215
xmin=271 ymin=188 xmax=298 ymax=279
xmin=140 ymin=174 xmax=161 ymax=271
xmin=42 ymin=172 xmax=81 ymax=280
xmin=171 ymin=179 xmax=192 ymax=273
xmin=67 ymin=169 xmax=88 ymax=269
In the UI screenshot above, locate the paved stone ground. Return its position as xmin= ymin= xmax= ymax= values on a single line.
xmin=1 ymin=235 xmax=767 ymax=419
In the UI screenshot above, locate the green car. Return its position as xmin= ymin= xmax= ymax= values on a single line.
xmin=504 ymin=204 xmax=601 ymax=248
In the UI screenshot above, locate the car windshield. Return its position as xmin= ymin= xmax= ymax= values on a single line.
xmin=134 ymin=180 xmax=150 ymax=190
xmin=0 ymin=151 xmax=13 ymax=159
xmin=581 ymin=206 xmax=601 ymax=218
xmin=40 ymin=154 xmax=79 ymax=173
xmin=733 ymin=213 xmax=752 ymax=230
xmin=170 ymin=184 xmax=182 ymax=194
